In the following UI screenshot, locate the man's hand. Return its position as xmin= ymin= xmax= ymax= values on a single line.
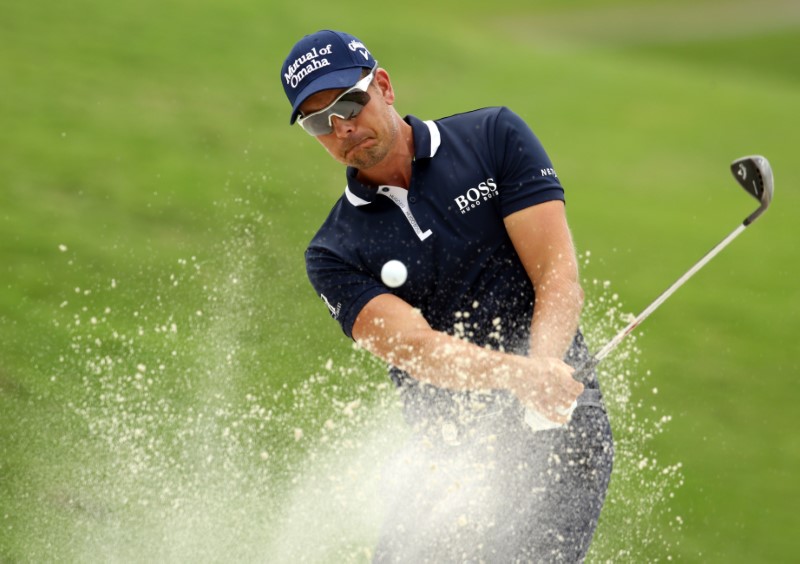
xmin=509 ymin=357 xmax=583 ymax=424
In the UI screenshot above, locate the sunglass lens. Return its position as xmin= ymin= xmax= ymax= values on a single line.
xmin=301 ymin=92 xmax=371 ymax=136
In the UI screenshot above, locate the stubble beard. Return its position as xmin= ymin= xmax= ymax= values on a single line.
xmin=345 ymin=111 xmax=399 ymax=170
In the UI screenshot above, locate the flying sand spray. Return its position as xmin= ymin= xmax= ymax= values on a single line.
xmin=52 ymin=156 xmax=770 ymax=560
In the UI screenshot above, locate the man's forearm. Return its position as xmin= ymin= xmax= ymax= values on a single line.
xmin=359 ymin=323 xmax=525 ymax=393
xmin=352 ymin=293 xmax=583 ymax=420
xmin=529 ymin=274 xmax=584 ymax=359
xmin=357 ymin=324 xmax=581 ymax=421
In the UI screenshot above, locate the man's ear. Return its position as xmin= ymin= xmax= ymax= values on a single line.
xmin=373 ymin=68 xmax=395 ymax=105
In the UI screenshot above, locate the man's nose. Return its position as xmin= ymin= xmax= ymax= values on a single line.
xmin=331 ymin=115 xmax=356 ymax=137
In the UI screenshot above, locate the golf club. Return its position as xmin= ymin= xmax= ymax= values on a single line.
xmin=526 ymin=155 xmax=774 ymax=431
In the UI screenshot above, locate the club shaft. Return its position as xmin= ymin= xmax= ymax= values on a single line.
xmin=592 ymin=222 xmax=748 ymax=363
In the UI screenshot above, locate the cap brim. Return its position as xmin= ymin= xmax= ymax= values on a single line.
xmin=289 ymin=67 xmax=364 ymax=125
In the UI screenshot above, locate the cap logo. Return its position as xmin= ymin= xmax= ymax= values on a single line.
xmin=347 ymin=40 xmax=370 ymax=60
xmin=284 ymin=44 xmax=334 ymax=89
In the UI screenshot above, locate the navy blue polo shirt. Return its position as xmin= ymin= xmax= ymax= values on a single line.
xmin=306 ymin=106 xmax=564 ymax=356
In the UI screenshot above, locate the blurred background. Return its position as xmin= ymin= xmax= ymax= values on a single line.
xmin=2 ymin=0 xmax=798 ymax=561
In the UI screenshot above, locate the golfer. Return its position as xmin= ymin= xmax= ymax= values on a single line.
xmin=281 ymin=30 xmax=613 ymax=562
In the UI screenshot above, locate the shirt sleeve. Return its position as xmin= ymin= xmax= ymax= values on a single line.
xmin=493 ymin=107 xmax=565 ymax=217
xmin=305 ymin=245 xmax=388 ymax=339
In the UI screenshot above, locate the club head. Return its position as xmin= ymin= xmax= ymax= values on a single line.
xmin=730 ymin=155 xmax=774 ymax=225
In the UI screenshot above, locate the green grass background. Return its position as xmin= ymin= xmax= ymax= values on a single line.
xmin=2 ymin=0 xmax=798 ymax=561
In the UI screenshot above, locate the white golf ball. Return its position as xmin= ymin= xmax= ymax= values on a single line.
xmin=381 ymin=260 xmax=407 ymax=288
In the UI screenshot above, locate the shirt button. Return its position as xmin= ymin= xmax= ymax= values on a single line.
xmin=409 ymin=196 xmax=417 ymax=203
xmin=381 ymin=187 xmax=390 ymax=193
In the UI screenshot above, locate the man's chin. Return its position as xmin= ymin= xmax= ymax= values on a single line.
xmin=346 ymin=144 xmax=384 ymax=169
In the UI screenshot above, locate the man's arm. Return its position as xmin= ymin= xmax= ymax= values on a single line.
xmin=351 ymin=292 xmax=583 ymax=423
xmin=504 ymin=200 xmax=584 ymax=360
